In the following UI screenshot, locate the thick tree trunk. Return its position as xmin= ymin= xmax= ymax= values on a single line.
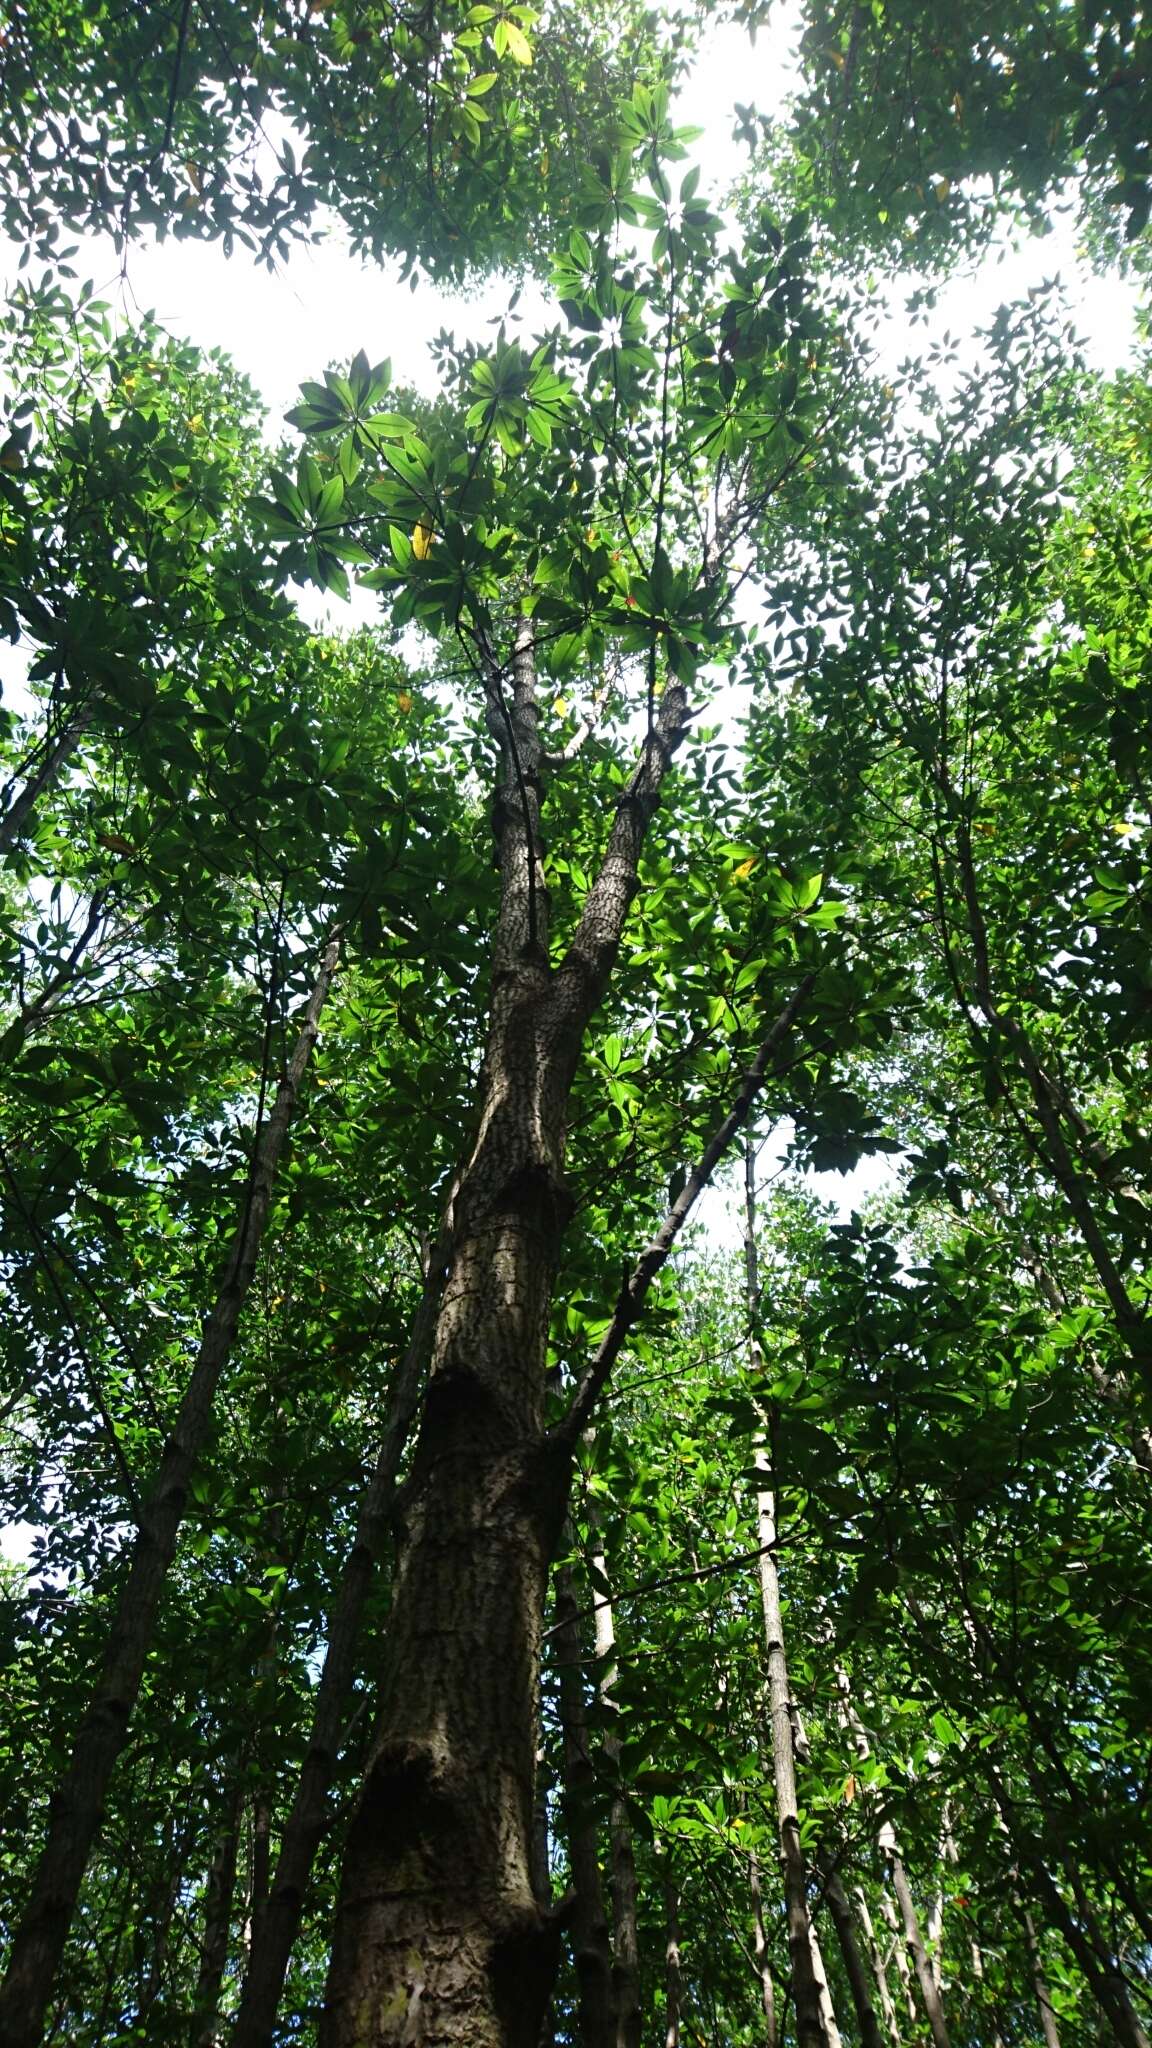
xmin=232 ymin=1233 xmax=449 ymax=2047
xmin=192 ymin=1784 xmax=244 ymax=2048
xmin=818 ymin=1855 xmax=885 ymax=2048
xmin=744 ymin=1139 xmax=829 ymax=2048
xmin=320 ymin=634 xmax=690 ymax=2048
xmin=554 ymin=1556 xmax=615 ymax=2048
xmin=0 ymin=938 xmax=339 ymax=2048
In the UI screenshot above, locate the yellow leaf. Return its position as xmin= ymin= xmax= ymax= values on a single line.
xmin=844 ymin=1774 xmax=856 ymax=1803
xmin=933 ymin=175 xmax=951 ymax=202
xmin=553 ymin=696 xmax=568 ymax=716
xmin=187 ymin=413 xmax=204 ymax=434
xmin=503 ymin=19 xmax=532 ymax=62
xmin=396 ymin=690 xmax=413 ymax=713
xmin=733 ymin=857 xmax=756 ymax=881
xmin=412 ymin=519 xmax=434 ymax=559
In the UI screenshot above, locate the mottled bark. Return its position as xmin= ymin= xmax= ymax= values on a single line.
xmin=818 ymin=1854 xmax=885 ymax=2048
xmin=554 ymin=1557 xmax=614 ymax=2048
xmin=320 ymin=634 xmax=689 ymax=2048
xmin=232 ymin=1234 xmax=449 ymax=2047
xmin=0 ymin=937 xmax=339 ymax=2048
xmin=744 ymin=1139 xmax=828 ymax=2048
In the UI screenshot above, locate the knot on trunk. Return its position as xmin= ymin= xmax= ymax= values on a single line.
xmin=494 ymin=1161 xmax=574 ymax=1238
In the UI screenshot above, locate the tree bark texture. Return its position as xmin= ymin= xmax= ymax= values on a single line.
xmin=0 ymin=937 xmax=339 ymax=2048
xmin=320 ymin=630 xmax=690 ymax=2048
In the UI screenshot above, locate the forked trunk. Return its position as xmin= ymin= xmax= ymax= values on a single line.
xmin=321 ymin=633 xmax=691 ymax=2047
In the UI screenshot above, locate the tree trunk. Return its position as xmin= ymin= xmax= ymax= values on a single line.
xmin=320 ymin=632 xmax=690 ymax=2047
xmin=232 ymin=1227 xmax=449 ymax=2046
xmin=881 ymin=1829 xmax=951 ymax=2048
xmin=663 ymin=1870 xmax=682 ymax=2048
xmin=0 ymin=700 xmax=92 ymax=854
xmin=744 ymin=1138 xmax=828 ymax=2048
xmin=1018 ymin=1897 xmax=1061 ymax=2048
xmin=853 ymin=1887 xmax=901 ymax=2047
xmin=192 ymin=1783 xmax=244 ymax=2048
xmin=0 ymin=937 xmax=339 ymax=2048
xmin=589 ymin=1528 xmax=643 ymax=2048
xmin=554 ymin=1555 xmax=615 ymax=2048
xmin=818 ymin=1854 xmax=886 ymax=2048
xmin=879 ymin=1890 xmax=918 ymax=2027
xmin=748 ymin=1847 xmax=778 ymax=2048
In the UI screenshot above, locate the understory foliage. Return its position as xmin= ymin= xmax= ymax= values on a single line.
xmin=0 ymin=6 xmax=1150 ymax=2047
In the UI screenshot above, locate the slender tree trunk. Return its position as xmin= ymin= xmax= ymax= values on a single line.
xmin=748 ymin=1846 xmax=778 ymax=2048
xmin=664 ymin=1870 xmax=682 ymax=2048
xmin=853 ymin=1888 xmax=901 ymax=2047
xmin=554 ymin=1555 xmax=615 ymax=2048
xmin=879 ymin=1891 xmax=918 ymax=2027
xmin=818 ymin=1855 xmax=885 ymax=2048
xmin=193 ymin=1783 xmax=244 ymax=2048
xmin=589 ymin=1527 xmax=643 ymax=2048
xmin=881 ymin=1827 xmax=951 ymax=2048
xmin=0 ymin=700 xmax=92 ymax=853
xmin=320 ymin=634 xmax=690 ymax=2048
xmin=0 ymin=937 xmax=339 ymax=2048
xmin=232 ymin=1229 xmax=449 ymax=2046
xmin=1017 ymin=1894 xmax=1061 ymax=2048
xmin=744 ymin=1138 xmax=828 ymax=2048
